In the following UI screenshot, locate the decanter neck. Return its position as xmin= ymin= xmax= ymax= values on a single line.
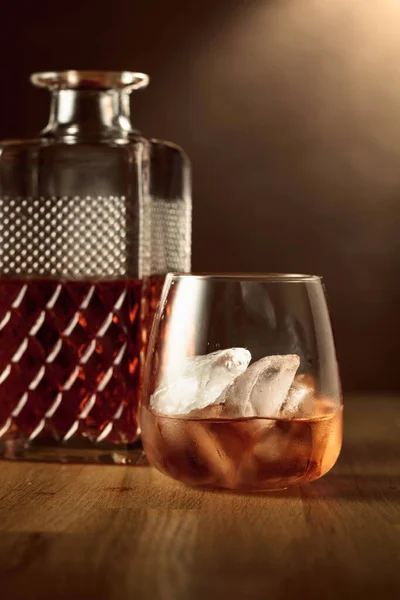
xmin=43 ymin=89 xmax=134 ymax=140
xmin=30 ymin=71 xmax=150 ymax=141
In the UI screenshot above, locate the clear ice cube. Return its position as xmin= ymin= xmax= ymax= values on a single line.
xmin=144 ymin=412 xmax=237 ymax=487
xmin=280 ymin=373 xmax=315 ymax=418
xmin=150 ymin=347 xmax=251 ymax=416
xmin=220 ymin=354 xmax=300 ymax=418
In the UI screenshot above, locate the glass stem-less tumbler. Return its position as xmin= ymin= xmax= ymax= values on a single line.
xmin=0 ymin=71 xmax=191 ymax=463
xmin=142 ymin=274 xmax=342 ymax=491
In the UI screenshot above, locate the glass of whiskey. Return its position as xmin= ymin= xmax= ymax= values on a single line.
xmin=141 ymin=274 xmax=343 ymax=491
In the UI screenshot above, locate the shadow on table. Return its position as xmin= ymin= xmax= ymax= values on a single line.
xmin=199 ymin=436 xmax=400 ymax=501
xmin=296 ymin=437 xmax=400 ymax=501
xmin=200 ymin=473 xmax=400 ymax=501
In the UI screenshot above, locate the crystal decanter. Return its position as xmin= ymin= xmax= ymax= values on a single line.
xmin=0 ymin=70 xmax=191 ymax=463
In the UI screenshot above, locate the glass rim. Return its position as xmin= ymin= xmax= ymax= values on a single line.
xmin=166 ymin=272 xmax=322 ymax=283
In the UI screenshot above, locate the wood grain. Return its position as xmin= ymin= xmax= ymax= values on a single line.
xmin=0 ymin=395 xmax=399 ymax=599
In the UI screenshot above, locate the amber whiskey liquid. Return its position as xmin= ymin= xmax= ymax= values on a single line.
xmin=0 ymin=276 xmax=163 ymax=463
xmin=141 ymin=399 xmax=343 ymax=490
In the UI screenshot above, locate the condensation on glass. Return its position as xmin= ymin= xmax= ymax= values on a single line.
xmin=0 ymin=70 xmax=191 ymax=463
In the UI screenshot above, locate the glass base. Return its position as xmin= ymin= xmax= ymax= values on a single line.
xmin=0 ymin=437 xmax=145 ymax=465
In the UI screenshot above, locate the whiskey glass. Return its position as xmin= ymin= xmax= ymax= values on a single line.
xmin=141 ymin=274 xmax=343 ymax=491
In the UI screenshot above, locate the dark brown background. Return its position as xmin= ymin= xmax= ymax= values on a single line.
xmin=1 ymin=0 xmax=399 ymax=392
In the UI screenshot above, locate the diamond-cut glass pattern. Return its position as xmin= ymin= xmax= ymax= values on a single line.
xmin=0 ymin=194 xmax=192 ymax=279
xmin=0 ymin=279 xmax=142 ymax=445
xmin=0 ymin=193 xmax=189 ymax=459
xmin=139 ymin=197 xmax=191 ymax=277
xmin=0 ymin=196 xmax=132 ymax=278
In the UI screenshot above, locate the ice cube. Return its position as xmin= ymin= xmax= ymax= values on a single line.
xmin=280 ymin=373 xmax=315 ymax=418
xmin=141 ymin=407 xmax=238 ymax=487
xmin=238 ymin=419 xmax=313 ymax=488
xmin=220 ymin=354 xmax=300 ymax=418
xmin=151 ymin=347 xmax=251 ymax=416
xmin=188 ymin=401 xmax=243 ymax=420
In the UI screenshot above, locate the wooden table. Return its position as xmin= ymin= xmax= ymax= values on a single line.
xmin=0 ymin=396 xmax=399 ymax=599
